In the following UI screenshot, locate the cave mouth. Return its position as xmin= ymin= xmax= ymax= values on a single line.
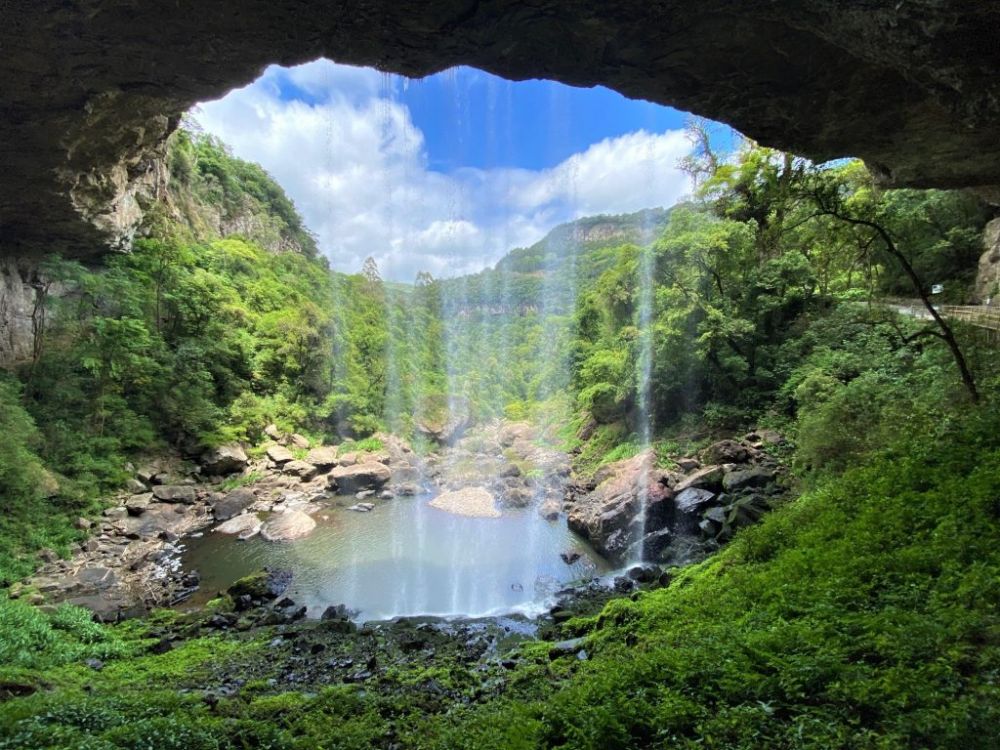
xmin=5 ymin=1 xmax=997 ymax=259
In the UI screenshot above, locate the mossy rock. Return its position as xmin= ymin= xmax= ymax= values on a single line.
xmin=226 ymin=569 xmax=291 ymax=601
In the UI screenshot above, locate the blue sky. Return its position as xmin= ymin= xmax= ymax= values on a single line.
xmin=194 ymin=60 xmax=726 ymax=280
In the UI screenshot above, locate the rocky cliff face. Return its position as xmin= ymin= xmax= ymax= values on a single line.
xmin=0 ymin=257 xmax=42 ymax=367
xmin=975 ymin=219 xmax=1000 ymax=303
xmin=1 ymin=1 xmax=999 ymax=260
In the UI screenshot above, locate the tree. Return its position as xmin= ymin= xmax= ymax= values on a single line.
xmin=804 ymin=166 xmax=980 ymax=403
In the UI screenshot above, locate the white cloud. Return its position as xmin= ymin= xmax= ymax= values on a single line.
xmin=194 ymin=59 xmax=694 ymax=281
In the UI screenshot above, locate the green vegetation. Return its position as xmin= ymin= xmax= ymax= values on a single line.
xmin=1 ymin=124 xmax=998 ymax=748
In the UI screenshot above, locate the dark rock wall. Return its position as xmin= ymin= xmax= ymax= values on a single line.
xmin=1 ymin=1 xmax=999 ymax=259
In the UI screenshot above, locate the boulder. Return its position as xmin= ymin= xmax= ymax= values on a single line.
xmin=674 ymin=487 xmax=717 ymax=514
xmin=152 ymin=485 xmax=197 ymax=504
xmin=675 ymin=457 xmax=700 ymax=472
xmin=200 ymin=443 xmax=249 ymax=476
xmin=329 ymin=462 xmax=391 ymax=493
xmin=214 ymin=513 xmax=262 ymax=537
xmin=283 ymin=460 xmax=318 ymax=481
xmin=722 ymin=466 xmax=777 ymax=492
xmin=266 ymin=445 xmax=295 ymax=464
xmin=337 ymin=451 xmax=358 ymax=467
xmin=700 ymin=439 xmax=755 ymax=466
xmin=211 ymin=488 xmax=256 ymax=521
xmin=674 ymin=465 xmax=725 ymax=493
xmin=228 ymin=568 xmax=292 ymax=601
xmin=289 ymin=433 xmax=310 ymax=449
xmin=566 ymin=451 xmax=673 ymax=563
xmin=429 ymin=487 xmax=500 ymax=518
xmin=539 ymin=499 xmax=562 ymax=521
xmin=74 ymin=517 xmax=92 ymax=530
xmin=305 ymin=446 xmax=338 ymax=469
xmin=124 ymin=493 xmax=153 ymax=515
xmin=260 ymin=510 xmax=316 ymax=541
xmin=264 ymin=424 xmax=283 ymax=441
xmin=125 ymin=478 xmax=148 ymax=494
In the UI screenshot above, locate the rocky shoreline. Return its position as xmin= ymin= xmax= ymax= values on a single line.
xmin=11 ymin=421 xmax=788 ymax=625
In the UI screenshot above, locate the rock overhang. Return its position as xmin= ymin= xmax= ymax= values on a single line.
xmin=1 ymin=0 xmax=998 ymax=256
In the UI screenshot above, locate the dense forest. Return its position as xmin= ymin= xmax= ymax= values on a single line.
xmin=2 ymin=124 xmax=999 ymax=748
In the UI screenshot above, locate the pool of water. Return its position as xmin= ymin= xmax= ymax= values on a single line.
xmin=179 ymin=493 xmax=610 ymax=622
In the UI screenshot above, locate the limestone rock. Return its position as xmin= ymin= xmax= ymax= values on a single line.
xmin=260 ymin=510 xmax=316 ymax=541
xmin=674 ymin=465 xmax=725 ymax=493
xmin=152 ymin=485 xmax=197 ymax=504
xmin=266 ymin=445 xmax=295 ymax=464
xmin=305 ymin=446 xmax=338 ymax=469
xmin=429 ymin=487 xmax=500 ymax=518
xmin=211 ymin=488 xmax=256 ymax=521
xmin=329 ymin=462 xmax=391 ymax=493
xmin=283 ymin=459 xmax=318 ymax=481
xmin=124 ymin=493 xmax=153 ymax=515
xmin=200 ymin=443 xmax=249 ymax=476
xmin=215 ymin=513 xmax=262 ymax=538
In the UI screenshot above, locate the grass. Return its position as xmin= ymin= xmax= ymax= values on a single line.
xmin=3 ymin=407 xmax=999 ymax=748
xmin=217 ymin=471 xmax=262 ymax=493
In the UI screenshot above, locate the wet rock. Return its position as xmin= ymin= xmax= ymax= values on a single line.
xmin=200 ymin=443 xmax=249 ymax=476
xmin=674 ymin=487 xmax=717 ymax=514
xmin=429 ymin=487 xmax=500 ymax=518
xmin=393 ymin=482 xmax=420 ymax=496
xmin=560 ymin=550 xmax=581 ymax=565
xmin=329 ymin=462 xmax=391 ymax=493
xmin=152 ymin=485 xmax=197 ymax=504
xmin=347 ymin=503 xmax=375 ymax=512
xmin=548 ymin=637 xmax=586 ymax=659
xmin=304 ymin=446 xmax=338 ymax=469
xmin=539 ymin=499 xmax=561 ymax=521
xmin=627 ymin=564 xmax=658 ymax=583
xmin=211 ymin=488 xmax=256 ymax=521
xmin=320 ymin=603 xmax=358 ymax=621
xmin=228 ymin=568 xmax=292 ymax=601
xmin=566 ymin=450 xmax=673 ymax=563
xmin=215 ymin=513 xmax=262 ymax=537
xmin=260 ymin=510 xmax=316 ymax=541
xmin=266 ymin=444 xmax=295 ymax=464
xmin=150 ymin=638 xmax=174 ymax=654
xmin=283 ymin=459 xmax=318 ymax=481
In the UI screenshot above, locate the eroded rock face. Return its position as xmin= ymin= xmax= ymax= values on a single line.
xmin=1 ymin=1 xmax=997 ymax=260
